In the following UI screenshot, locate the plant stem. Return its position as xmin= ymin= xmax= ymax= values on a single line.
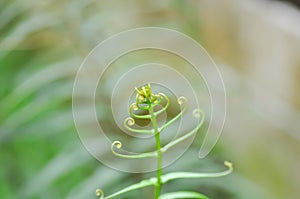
xmin=149 ymin=105 xmax=162 ymax=199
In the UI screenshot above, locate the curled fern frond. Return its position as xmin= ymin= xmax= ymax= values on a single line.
xmin=125 ymin=117 xmax=135 ymax=126
xmin=99 ymin=84 xmax=233 ymax=199
xmin=123 ymin=117 xmax=154 ymax=134
xmin=111 ymin=141 xmax=158 ymax=159
xmin=95 ymin=189 xmax=104 ymax=199
xmin=134 ymin=84 xmax=161 ymax=110
xmin=129 ymin=103 xmax=151 ymax=119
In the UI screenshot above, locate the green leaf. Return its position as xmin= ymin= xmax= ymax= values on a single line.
xmin=159 ymin=191 xmax=209 ymax=199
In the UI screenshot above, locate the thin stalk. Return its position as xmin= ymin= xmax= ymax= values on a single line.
xmin=149 ymin=104 xmax=162 ymax=199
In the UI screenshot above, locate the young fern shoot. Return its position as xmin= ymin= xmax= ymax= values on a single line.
xmin=96 ymin=84 xmax=233 ymax=199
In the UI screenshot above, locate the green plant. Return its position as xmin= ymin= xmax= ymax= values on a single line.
xmin=96 ymin=84 xmax=233 ymax=199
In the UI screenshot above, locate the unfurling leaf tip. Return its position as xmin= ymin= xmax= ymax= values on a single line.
xmin=125 ymin=117 xmax=135 ymax=126
xmin=112 ymin=141 xmax=122 ymax=149
xmin=224 ymin=161 xmax=233 ymax=170
xmin=95 ymin=189 xmax=104 ymax=199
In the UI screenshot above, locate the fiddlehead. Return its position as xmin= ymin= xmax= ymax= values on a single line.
xmin=97 ymin=83 xmax=232 ymax=199
xmin=129 ymin=103 xmax=151 ymax=119
xmin=111 ymin=141 xmax=157 ymax=159
xmin=95 ymin=189 xmax=104 ymax=199
xmin=134 ymin=83 xmax=161 ymax=110
xmin=123 ymin=117 xmax=154 ymax=134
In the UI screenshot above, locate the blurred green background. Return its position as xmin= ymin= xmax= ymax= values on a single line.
xmin=1 ymin=0 xmax=300 ymax=199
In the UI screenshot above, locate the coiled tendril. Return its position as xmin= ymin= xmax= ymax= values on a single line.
xmin=95 ymin=189 xmax=104 ymax=199
xmin=111 ymin=140 xmax=157 ymax=159
xmin=123 ymin=117 xmax=154 ymax=134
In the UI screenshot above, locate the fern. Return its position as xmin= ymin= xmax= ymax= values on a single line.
xmin=96 ymin=84 xmax=233 ymax=199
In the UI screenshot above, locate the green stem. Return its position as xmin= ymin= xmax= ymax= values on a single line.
xmin=149 ymin=104 xmax=162 ymax=199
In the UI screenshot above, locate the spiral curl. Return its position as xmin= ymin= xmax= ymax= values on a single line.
xmin=111 ymin=140 xmax=157 ymax=159
xmin=111 ymin=140 xmax=125 ymax=157
xmin=95 ymin=189 xmax=104 ymax=199
xmin=112 ymin=140 xmax=122 ymax=149
xmin=134 ymin=84 xmax=162 ymax=110
xmin=111 ymin=141 xmax=122 ymax=156
xmin=123 ymin=117 xmax=154 ymax=134
xmin=129 ymin=103 xmax=151 ymax=119
xmin=134 ymin=92 xmax=167 ymax=114
xmin=125 ymin=117 xmax=135 ymax=126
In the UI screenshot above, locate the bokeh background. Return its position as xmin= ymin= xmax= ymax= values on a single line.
xmin=1 ymin=0 xmax=300 ymax=198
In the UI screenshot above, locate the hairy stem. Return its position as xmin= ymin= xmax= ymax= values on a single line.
xmin=149 ymin=104 xmax=162 ymax=199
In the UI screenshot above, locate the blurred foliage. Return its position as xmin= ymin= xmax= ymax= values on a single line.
xmin=1 ymin=0 xmax=300 ymax=199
